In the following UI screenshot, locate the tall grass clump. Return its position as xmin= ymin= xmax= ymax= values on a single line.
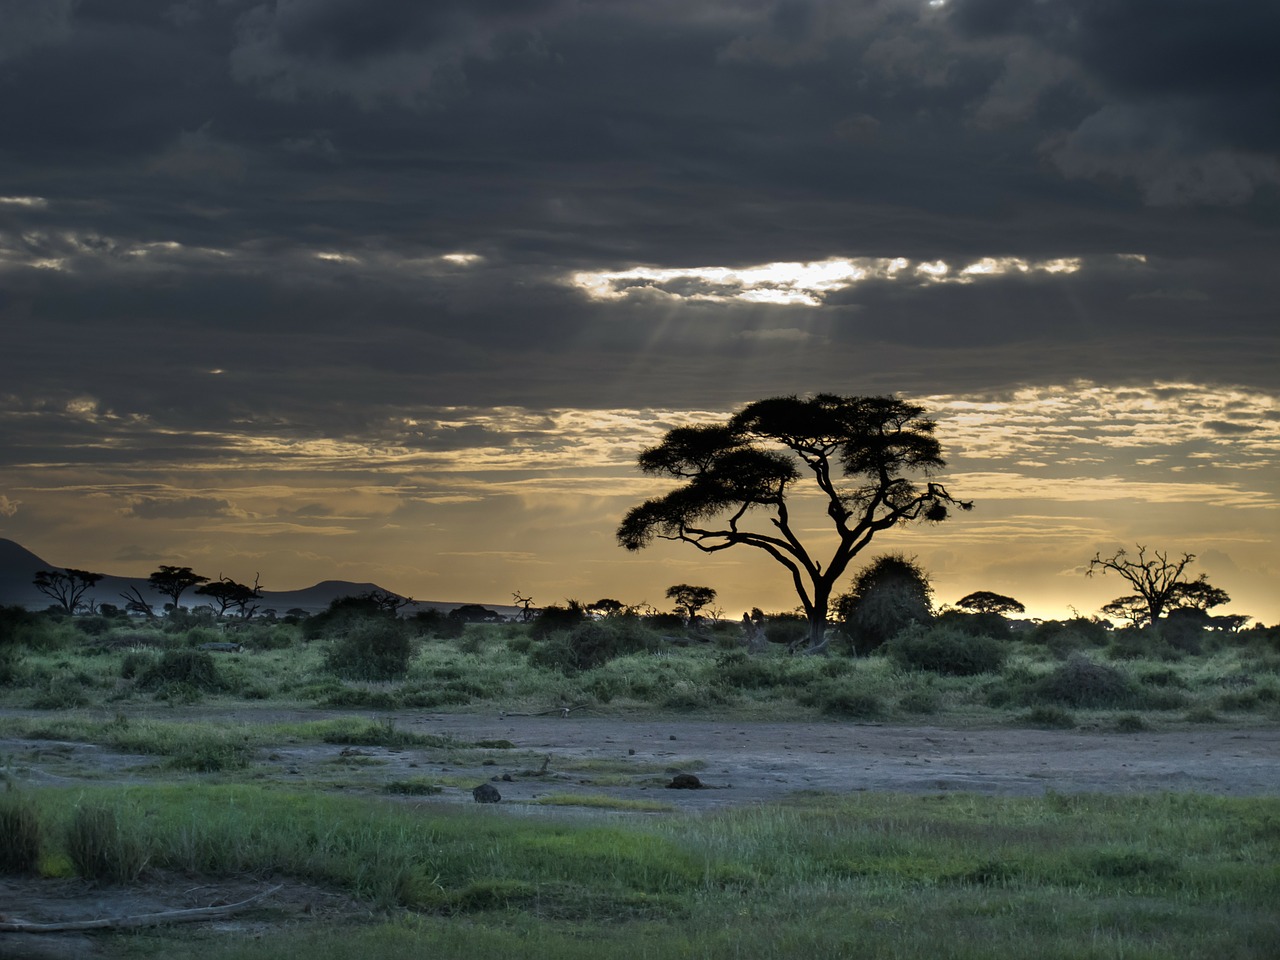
xmin=885 ymin=623 xmax=1006 ymax=676
xmin=137 ymin=648 xmax=226 ymax=695
xmin=324 ymin=619 xmax=416 ymax=681
xmin=0 ymin=792 xmax=42 ymax=874
xmin=65 ymin=802 xmax=149 ymax=883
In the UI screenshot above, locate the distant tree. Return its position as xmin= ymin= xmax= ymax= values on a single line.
xmin=512 ymin=592 xmax=536 ymax=622
xmin=955 ymin=591 xmax=1025 ymax=616
xmin=618 ymin=394 xmax=970 ymax=651
xmin=449 ymin=603 xmax=504 ymax=623
xmin=587 ymin=598 xmax=627 ymax=617
xmin=1170 ymin=577 xmax=1230 ymax=613
xmin=32 ymin=569 xmax=104 ymax=615
xmin=147 ymin=566 xmax=210 ymax=615
xmin=665 ymin=584 xmax=717 ymax=622
xmin=1088 ymin=546 xmax=1224 ymax=627
xmin=195 ymin=575 xmax=262 ymax=619
xmin=119 ymin=585 xmax=157 ymax=619
xmin=834 ymin=554 xmax=934 ymax=654
xmin=358 ymin=588 xmax=412 ymax=614
xmin=1100 ymin=595 xmax=1148 ymax=627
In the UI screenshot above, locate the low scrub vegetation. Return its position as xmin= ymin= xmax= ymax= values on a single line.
xmin=0 ymin=604 xmax=1277 ymax=727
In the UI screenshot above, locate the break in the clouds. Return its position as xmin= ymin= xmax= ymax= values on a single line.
xmin=0 ymin=0 xmax=1276 ymax=622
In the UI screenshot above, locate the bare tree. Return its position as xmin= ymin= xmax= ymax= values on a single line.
xmin=32 ymin=569 xmax=104 ymax=614
xmin=619 ymin=394 xmax=971 ymax=651
xmin=119 ymin=585 xmax=158 ymax=619
xmin=1087 ymin=546 xmax=1207 ymax=626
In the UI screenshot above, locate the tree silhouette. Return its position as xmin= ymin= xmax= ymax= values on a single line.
xmin=147 ymin=566 xmax=210 ymax=615
xmin=195 ymin=574 xmax=262 ymax=619
xmin=665 ymin=584 xmax=717 ymax=622
xmin=955 ymin=591 xmax=1025 ymax=616
xmin=618 ymin=394 xmax=971 ymax=651
xmin=1088 ymin=546 xmax=1221 ymax=627
xmin=32 ymin=568 xmax=104 ymax=614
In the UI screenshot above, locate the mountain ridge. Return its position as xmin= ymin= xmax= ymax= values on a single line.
xmin=0 ymin=538 xmax=513 ymax=616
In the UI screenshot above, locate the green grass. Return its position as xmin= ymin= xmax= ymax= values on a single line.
xmin=3 ymin=784 xmax=1274 ymax=960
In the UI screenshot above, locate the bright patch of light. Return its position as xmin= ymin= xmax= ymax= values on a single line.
xmin=0 ymin=196 xmax=47 ymax=207
xmin=441 ymin=252 xmax=482 ymax=265
xmin=571 ymin=254 xmax=1086 ymax=305
xmin=315 ymin=251 xmax=360 ymax=264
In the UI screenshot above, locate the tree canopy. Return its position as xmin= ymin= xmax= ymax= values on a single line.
xmin=32 ymin=569 xmax=104 ymax=615
xmin=665 ymin=584 xmax=717 ymax=621
xmin=147 ymin=566 xmax=210 ymax=615
xmin=955 ymin=591 xmax=1025 ymax=616
xmin=1088 ymin=546 xmax=1227 ymax=627
xmin=618 ymin=394 xmax=971 ymax=650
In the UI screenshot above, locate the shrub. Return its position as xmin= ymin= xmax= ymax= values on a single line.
xmin=530 ymin=617 xmax=657 ymax=673
xmin=66 ymin=804 xmax=148 ymax=883
xmin=897 ymin=688 xmax=940 ymax=714
xmin=30 ymin=675 xmax=91 ymax=709
xmin=1028 ymin=617 xmax=1110 ymax=657
xmin=1029 ymin=655 xmax=1143 ymax=709
xmin=323 ymin=620 xmax=416 ymax=681
xmin=713 ymin=650 xmax=795 ymax=690
xmin=137 ymin=649 xmax=225 ymax=693
xmin=0 ymin=795 xmax=42 ymax=874
xmin=836 ymin=554 xmax=934 ymax=654
xmin=885 ymin=623 xmax=1006 ymax=676
xmin=530 ymin=603 xmax=588 ymax=641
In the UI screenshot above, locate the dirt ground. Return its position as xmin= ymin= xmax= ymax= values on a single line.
xmin=3 ymin=709 xmax=1278 ymax=958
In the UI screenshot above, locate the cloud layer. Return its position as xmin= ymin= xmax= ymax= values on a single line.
xmin=1 ymin=1 xmax=1276 ymax=621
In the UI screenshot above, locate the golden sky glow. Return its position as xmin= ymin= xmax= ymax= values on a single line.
xmin=2 ymin=382 xmax=1276 ymax=625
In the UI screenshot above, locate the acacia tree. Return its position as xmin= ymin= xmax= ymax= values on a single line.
xmin=618 ymin=394 xmax=971 ymax=651
xmin=955 ymin=591 xmax=1025 ymax=616
xmin=666 ymin=584 xmax=717 ymax=622
xmin=196 ymin=574 xmax=262 ymax=619
xmin=147 ymin=566 xmax=210 ymax=616
xmin=32 ymin=569 xmax=104 ymax=614
xmin=1087 ymin=546 xmax=1221 ymax=627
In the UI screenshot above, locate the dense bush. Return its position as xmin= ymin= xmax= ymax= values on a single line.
xmin=836 ymin=554 xmax=934 ymax=655
xmin=936 ymin=610 xmax=1011 ymax=640
xmin=530 ymin=603 xmax=588 ymax=641
xmin=529 ymin=617 xmax=657 ymax=673
xmin=885 ymin=623 xmax=1006 ymax=676
xmin=1027 ymin=655 xmax=1145 ymax=709
xmin=796 ymin=679 xmax=886 ymax=719
xmin=713 ymin=650 xmax=796 ymax=690
xmin=323 ymin=619 xmax=416 ymax=681
xmin=1028 ymin=617 xmax=1111 ymax=658
xmin=137 ymin=649 xmax=226 ymax=694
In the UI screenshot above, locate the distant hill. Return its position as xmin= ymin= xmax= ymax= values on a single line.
xmin=0 ymin=538 xmax=516 ymax=618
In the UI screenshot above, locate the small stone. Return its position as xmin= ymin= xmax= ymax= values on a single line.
xmin=472 ymin=783 xmax=501 ymax=803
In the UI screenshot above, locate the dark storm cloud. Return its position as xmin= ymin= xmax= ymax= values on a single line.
xmin=0 ymin=0 xmax=1275 ymax=455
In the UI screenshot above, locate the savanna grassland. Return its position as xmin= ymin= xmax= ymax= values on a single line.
xmin=2 ymin=603 xmax=1279 ymax=959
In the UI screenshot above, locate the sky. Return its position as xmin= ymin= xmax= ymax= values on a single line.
xmin=1 ymin=0 xmax=1277 ymax=626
